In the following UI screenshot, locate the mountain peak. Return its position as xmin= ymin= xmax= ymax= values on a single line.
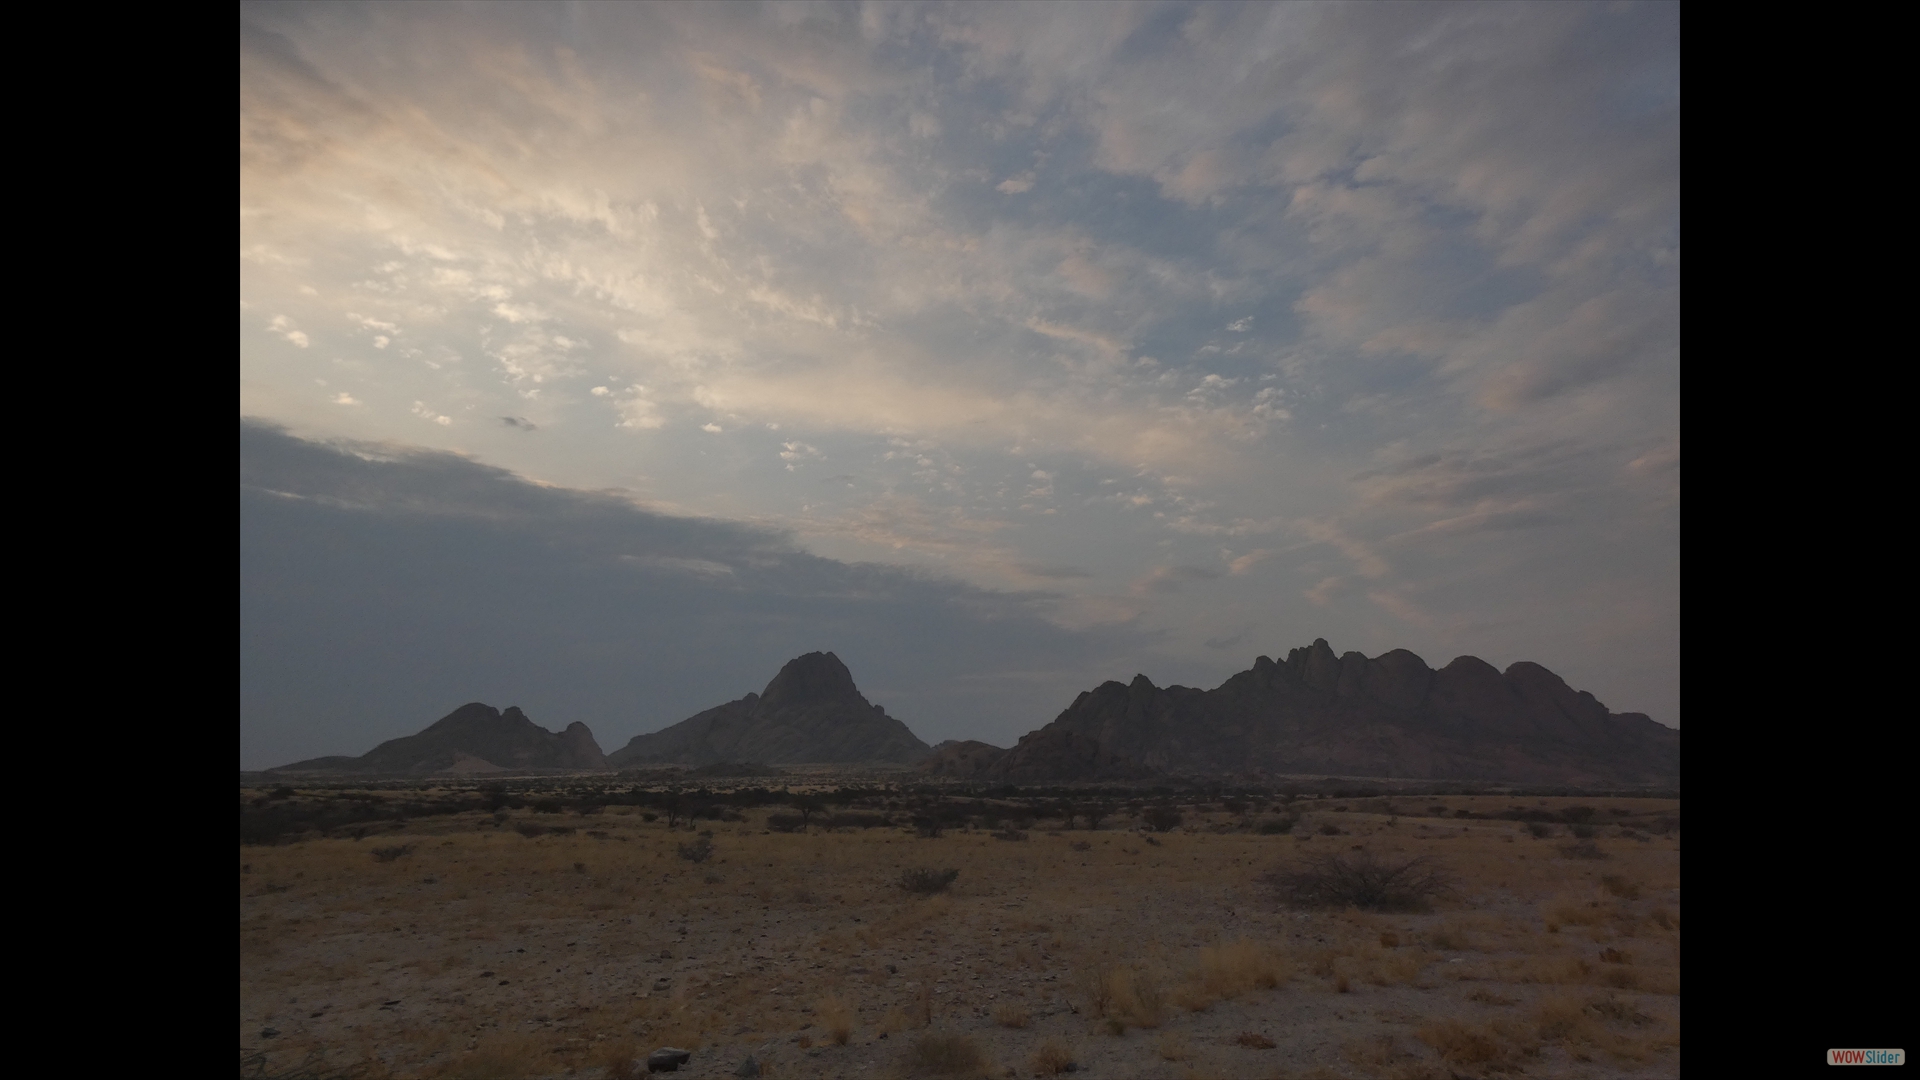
xmin=610 ymin=651 xmax=929 ymax=766
xmin=760 ymin=651 xmax=859 ymax=708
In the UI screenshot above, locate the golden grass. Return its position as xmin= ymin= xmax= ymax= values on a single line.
xmin=1030 ymin=1038 xmax=1074 ymax=1075
xmin=818 ymin=995 xmax=855 ymax=1045
xmin=991 ymin=1002 xmax=1029 ymax=1028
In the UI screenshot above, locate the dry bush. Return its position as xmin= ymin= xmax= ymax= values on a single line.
xmin=905 ymin=1031 xmax=986 ymax=1076
xmin=1068 ymin=840 xmax=1092 ymax=852
xmin=1266 ymin=852 xmax=1452 ymax=912
xmin=676 ymin=838 xmax=715 ymax=863
xmin=1416 ymin=1018 xmax=1524 ymax=1069
xmin=1379 ymin=931 xmax=1401 ymax=948
xmin=1600 ymin=874 xmax=1641 ymax=899
xmin=1188 ymin=938 xmax=1288 ymax=1006
xmin=1031 ymin=1039 xmax=1075 ymax=1075
xmin=1558 ymin=840 xmax=1607 ymax=860
xmin=1083 ymin=965 xmax=1163 ymax=1029
xmin=991 ymin=1002 xmax=1029 ymax=1028
xmin=900 ymin=868 xmax=959 ymax=895
xmin=1155 ymin=1031 xmax=1191 ymax=1061
xmin=819 ymin=995 xmax=855 ymax=1045
xmin=369 ymin=845 xmax=414 ymax=863
xmin=1235 ymin=1031 xmax=1277 ymax=1049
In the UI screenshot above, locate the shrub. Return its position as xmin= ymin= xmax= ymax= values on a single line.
xmin=676 ymin=838 xmax=715 ymax=863
xmin=1069 ymin=840 xmax=1092 ymax=852
xmin=370 ymin=845 xmax=414 ymax=863
xmin=1569 ymin=824 xmax=1596 ymax=839
xmin=1557 ymin=840 xmax=1607 ymax=860
xmin=766 ymin=813 xmax=805 ymax=833
xmin=1257 ymin=817 xmax=1297 ymax=835
xmin=1417 ymin=1019 xmax=1510 ymax=1067
xmin=1235 ymin=1031 xmax=1277 ymax=1049
xmin=1526 ymin=822 xmax=1556 ymax=839
xmin=819 ymin=996 xmax=855 ymax=1045
xmin=905 ymin=1032 xmax=984 ymax=1076
xmin=1142 ymin=806 xmax=1184 ymax=832
xmin=1318 ymin=823 xmax=1345 ymax=836
xmin=991 ymin=828 xmax=1028 ymax=842
xmin=992 ymin=1002 xmax=1029 ymax=1028
xmin=1599 ymin=874 xmax=1641 ymax=900
xmin=1265 ymin=852 xmax=1452 ymax=912
xmin=1031 ymin=1039 xmax=1075 ymax=1075
xmin=900 ymin=868 xmax=959 ymax=895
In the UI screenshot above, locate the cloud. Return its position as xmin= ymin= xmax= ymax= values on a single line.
xmin=238 ymin=5 xmax=1678 ymax=730
xmin=239 ymin=421 xmax=1148 ymax=768
xmin=500 ymin=416 xmax=536 ymax=430
xmin=1131 ymin=564 xmax=1223 ymax=594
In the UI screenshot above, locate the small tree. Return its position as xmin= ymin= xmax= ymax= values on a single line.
xmin=1143 ymin=805 xmax=1184 ymax=833
xmin=1083 ymin=802 xmax=1112 ymax=831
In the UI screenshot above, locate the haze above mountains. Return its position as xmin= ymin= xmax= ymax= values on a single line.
xmin=270 ymin=644 xmax=1677 ymax=787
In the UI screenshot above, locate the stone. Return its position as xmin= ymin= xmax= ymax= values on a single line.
xmin=646 ymin=1047 xmax=692 ymax=1073
xmin=734 ymin=1057 xmax=761 ymax=1078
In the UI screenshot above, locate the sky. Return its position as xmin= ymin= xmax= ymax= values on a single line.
xmin=240 ymin=1 xmax=1679 ymax=771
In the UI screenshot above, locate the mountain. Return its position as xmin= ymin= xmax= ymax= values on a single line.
xmin=941 ymin=640 xmax=1678 ymax=786
xmin=270 ymin=703 xmax=609 ymax=775
xmin=606 ymin=652 xmax=930 ymax=766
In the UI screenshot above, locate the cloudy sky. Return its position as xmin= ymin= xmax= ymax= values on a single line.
xmin=240 ymin=2 xmax=1678 ymax=770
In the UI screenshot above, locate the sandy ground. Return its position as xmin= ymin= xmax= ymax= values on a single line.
xmin=239 ymin=793 xmax=1679 ymax=1079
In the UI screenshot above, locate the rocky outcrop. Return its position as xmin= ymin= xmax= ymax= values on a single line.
xmin=1011 ymin=640 xmax=1678 ymax=785
xmin=607 ymin=652 xmax=931 ymax=766
xmin=919 ymin=740 xmax=1008 ymax=778
xmin=270 ymin=703 xmax=609 ymax=775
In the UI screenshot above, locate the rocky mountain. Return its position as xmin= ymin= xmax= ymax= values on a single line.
xmin=607 ymin=652 xmax=930 ymax=766
xmin=270 ymin=703 xmax=609 ymax=775
xmin=937 ymin=640 xmax=1678 ymax=786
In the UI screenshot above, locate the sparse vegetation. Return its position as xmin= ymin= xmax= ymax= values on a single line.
xmin=676 ymin=837 xmax=715 ymax=863
xmin=899 ymin=867 xmax=959 ymax=895
xmin=1030 ymin=1038 xmax=1075 ymax=1075
xmin=819 ymin=995 xmax=855 ymax=1045
xmin=369 ymin=844 xmax=414 ymax=863
xmin=1266 ymin=851 xmax=1452 ymax=912
xmin=905 ymin=1031 xmax=985 ymax=1076
xmin=239 ymin=779 xmax=1678 ymax=1078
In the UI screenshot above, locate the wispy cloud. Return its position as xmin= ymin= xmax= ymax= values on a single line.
xmin=240 ymin=3 xmax=1679 ymax=730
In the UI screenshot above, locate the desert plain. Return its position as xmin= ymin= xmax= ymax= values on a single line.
xmin=240 ymin=779 xmax=1679 ymax=1079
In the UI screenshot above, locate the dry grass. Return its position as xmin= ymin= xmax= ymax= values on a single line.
xmin=819 ymin=995 xmax=855 ymax=1045
xmin=904 ymin=1031 xmax=986 ymax=1076
xmin=1154 ymin=1030 xmax=1191 ymax=1060
xmin=990 ymin=1002 xmax=1029 ymax=1028
xmin=240 ymin=787 xmax=1678 ymax=1078
xmin=1083 ymin=964 xmax=1164 ymax=1030
xmin=1030 ymin=1039 xmax=1074 ymax=1075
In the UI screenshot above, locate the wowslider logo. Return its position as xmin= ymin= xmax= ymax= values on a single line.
xmin=1829 ymin=1049 xmax=1905 ymax=1065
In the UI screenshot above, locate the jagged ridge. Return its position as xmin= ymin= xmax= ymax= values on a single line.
xmin=932 ymin=640 xmax=1677 ymax=785
xmin=270 ymin=703 xmax=608 ymax=775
